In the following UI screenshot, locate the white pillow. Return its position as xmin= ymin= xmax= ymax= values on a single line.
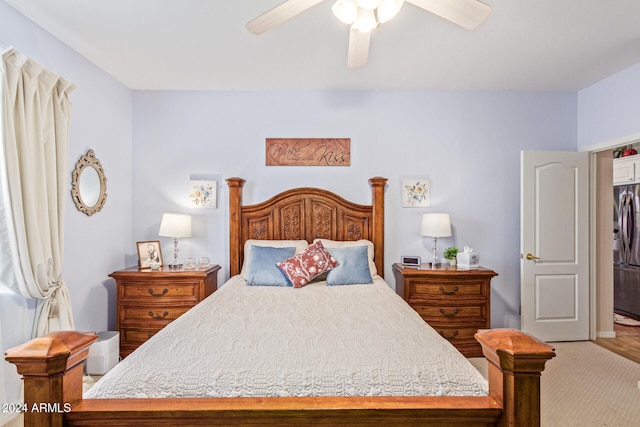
xmin=240 ymin=239 xmax=309 ymax=279
xmin=313 ymin=239 xmax=379 ymax=278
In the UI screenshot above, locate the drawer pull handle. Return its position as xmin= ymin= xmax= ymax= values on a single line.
xmin=148 ymin=288 xmax=168 ymax=297
xmin=439 ymin=308 xmax=459 ymax=317
xmin=148 ymin=311 xmax=169 ymax=319
xmin=439 ymin=286 xmax=459 ymax=295
xmin=439 ymin=330 xmax=459 ymax=340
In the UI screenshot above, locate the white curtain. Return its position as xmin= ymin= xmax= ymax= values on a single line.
xmin=0 ymin=47 xmax=75 ymax=337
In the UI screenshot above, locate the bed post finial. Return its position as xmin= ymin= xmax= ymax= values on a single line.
xmin=227 ymin=177 xmax=246 ymax=277
xmin=5 ymin=331 xmax=97 ymax=427
xmin=369 ymin=177 xmax=387 ymax=278
xmin=475 ymin=328 xmax=555 ymax=427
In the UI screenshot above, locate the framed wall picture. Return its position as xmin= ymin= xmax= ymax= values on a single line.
xmin=402 ymin=179 xmax=430 ymax=207
xmin=137 ymin=240 xmax=163 ymax=268
xmin=265 ymin=138 xmax=351 ymax=166
xmin=189 ymin=180 xmax=217 ymax=208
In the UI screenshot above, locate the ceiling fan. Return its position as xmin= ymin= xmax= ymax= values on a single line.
xmin=246 ymin=0 xmax=491 ymax=68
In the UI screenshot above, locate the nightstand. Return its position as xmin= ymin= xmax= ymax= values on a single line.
xmin=110 ymin=264 xmax=220 ymax=358
xmin=392 ymin=263 xmax=497 ymax=357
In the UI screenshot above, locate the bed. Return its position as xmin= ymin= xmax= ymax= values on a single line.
xmin=5 ymin=176 xmax=555 ymax=426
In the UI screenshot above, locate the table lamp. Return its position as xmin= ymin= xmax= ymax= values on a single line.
xmin=421 ymin=213 xmax=452 ymax=266
xmin=158 ymin=213 xmax=192 ymax=269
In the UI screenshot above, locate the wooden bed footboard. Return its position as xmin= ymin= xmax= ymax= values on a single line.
xmin=6 ymin=328 xmax=554 ymax=427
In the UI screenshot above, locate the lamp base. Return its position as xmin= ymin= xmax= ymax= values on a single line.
xmin=428 ymin=262 xmax=442 ymax=270
xmin=169 ymin=238 xmax=182 ymax=270
xmin=431 ymin=237 xmax=440 ymax=267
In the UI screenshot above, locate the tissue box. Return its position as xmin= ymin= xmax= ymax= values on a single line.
xmin=457 ymin=252 xmax=479 ymax=269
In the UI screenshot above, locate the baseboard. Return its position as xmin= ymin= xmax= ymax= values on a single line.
xmin=596 ymin=331 xmax=616 ymax=339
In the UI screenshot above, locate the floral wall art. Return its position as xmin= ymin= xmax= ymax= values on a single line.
xmin=402 ymin=179 xmax=430 ymax=207
xmin=189 ymin=180 xmax=217 ymax=208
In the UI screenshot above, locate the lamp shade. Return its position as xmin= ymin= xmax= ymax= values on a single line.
xmin=421 ymin=213 xmax=452 ymax=238
xmin=158 ymin=213 xmax=192 ymax=238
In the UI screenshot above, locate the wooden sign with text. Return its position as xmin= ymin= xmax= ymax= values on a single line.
xmin=266 ymin=138 xmax=350 ymax=166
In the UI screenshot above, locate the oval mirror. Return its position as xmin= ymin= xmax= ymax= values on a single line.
xmin=71 ymin=149 xmax=107 ymax=216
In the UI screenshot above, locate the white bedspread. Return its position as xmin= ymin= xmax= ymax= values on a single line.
xmin=85 ymin=277 xmax=488 ymax=398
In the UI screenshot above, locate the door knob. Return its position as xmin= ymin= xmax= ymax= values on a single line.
xmin=525 ymin=253 xmax=540 ymax=261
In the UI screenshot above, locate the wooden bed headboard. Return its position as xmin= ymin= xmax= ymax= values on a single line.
xmin=226 ymin=177 xmax=388 ymax=278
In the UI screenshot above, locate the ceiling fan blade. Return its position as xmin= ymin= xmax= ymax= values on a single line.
xmin=246 ymin=0 xmax=326 ymax=35
xmin=347 ymin=28 xmax=371 ymax=68
xmin=405 ymin=0 xmax=491 ymax=30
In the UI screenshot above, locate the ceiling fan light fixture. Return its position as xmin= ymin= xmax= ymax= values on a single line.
xmin=377 ymin=0 xmax=404 ymax=23
xmin=332 ymin=0 xmax=359 ymax=24
xmin=247 ymin=0 xmax=491 ymax=69
xmin=352 ymin=7 xmax=377 ymax=33
xmin=356 ymin=0 xmax=382 ymax=10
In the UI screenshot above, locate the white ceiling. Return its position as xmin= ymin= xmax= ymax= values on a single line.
xmin=5 ymin=0 xmax=640 ymax=91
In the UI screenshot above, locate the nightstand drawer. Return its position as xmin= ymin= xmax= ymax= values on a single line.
xmin=411 ymin=282 xmax=483 ymax=297
xmin=121 ymin=305 xmax=191 ymax=323
xmin=431 ymin=325 xmax=486 ymax=357
xmin=120 ymin=282 xmax=199 ymax=302
xmin=412 ymin=304 xmax=485 ymax=321
xmin=121 ymin=327 xmax=161 ymax=345
xmin=431 ymin=325 xmax=481 ymax=342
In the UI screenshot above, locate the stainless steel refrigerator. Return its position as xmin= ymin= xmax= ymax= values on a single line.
xmin=613 ymin=184 xmax=640 ymax=320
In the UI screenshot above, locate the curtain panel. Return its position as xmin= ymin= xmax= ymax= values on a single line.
xmin=0 ymin=47 xmax=75 ymax=336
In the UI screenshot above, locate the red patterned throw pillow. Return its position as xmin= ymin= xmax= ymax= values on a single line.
xmin=277 ymin=241 xmax=339 ymax=288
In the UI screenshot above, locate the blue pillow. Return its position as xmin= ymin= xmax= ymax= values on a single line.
xmin=326 ymin=246 xmax=373 ymax=286
xmin=247 ymin=246 xmax=295 ymax=286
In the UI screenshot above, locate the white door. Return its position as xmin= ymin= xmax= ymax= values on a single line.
xmin=520 ymin=151 xmax=590 ymax=341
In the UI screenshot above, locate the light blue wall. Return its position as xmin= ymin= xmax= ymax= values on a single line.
xmin=0 ymin=0 xmax=133 ymax=406
xmin=578 ymin=63 xmax=640 ymax=148
xmin=132 ymin=90 xmax=577 ymax=329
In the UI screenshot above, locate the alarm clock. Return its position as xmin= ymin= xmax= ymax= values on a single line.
xmin=401 ymin=255 xmax=421 ymax=267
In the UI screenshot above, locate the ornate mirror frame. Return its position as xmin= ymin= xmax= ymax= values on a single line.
xmin=71 ymin=149 xmax=107 ymax=216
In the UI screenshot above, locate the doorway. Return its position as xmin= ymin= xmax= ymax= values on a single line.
xmin=586 ymin=136 xmax=640 ymax=361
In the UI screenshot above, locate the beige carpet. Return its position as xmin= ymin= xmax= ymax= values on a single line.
xmin=471 ymin=340 xmax=640 ymax=427
xmin=4 ymin=342 xmax=640 ymax=427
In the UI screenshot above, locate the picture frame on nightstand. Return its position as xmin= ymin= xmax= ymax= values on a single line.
xmin=136 ymin=240 xmax=163 ymax=269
